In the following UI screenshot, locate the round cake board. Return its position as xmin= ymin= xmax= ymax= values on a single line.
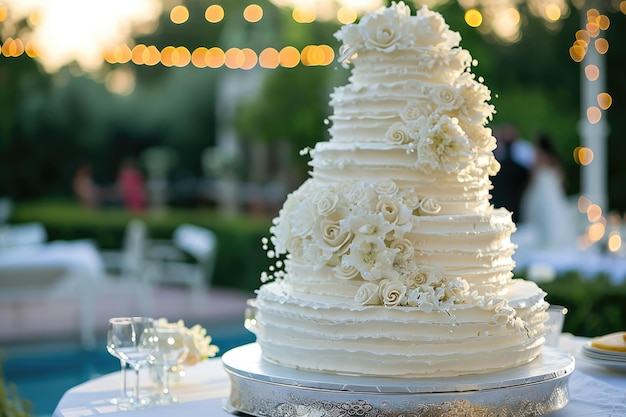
xmin=222 ymin=343 xmax=574 ymax=417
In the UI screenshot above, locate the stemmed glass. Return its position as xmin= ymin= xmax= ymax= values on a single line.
xmin=107 ymin=317 xmax=156 ymax=409
xmin=149 ymin=327 xmax=189 ymax=405
xmin=106 ymin=318 xmax=132 ymax=406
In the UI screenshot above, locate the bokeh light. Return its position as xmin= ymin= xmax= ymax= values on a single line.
xmin=240 ymin=48 xmax=258 ymax=70
xmin=301 ymin=45 xmax=334 ymax=66
xmin=105 ymin=67 xmax=135 ymax=95
xmin=192 ymin=47 xmax=209 ymax=68
xmin=337 ymin=6 xmax=357 ymax=24
xmin=259 ymin=47 xmax=280 ymax=68
xmin=205 ymin=5 xmax=224 ymax=23
xmin=586 ymin=106 xmax=602 ymax=124
xmin=293 ymin=7 xmax=316 ymax=23
xmin=578 ymin=195 xmax=592 ymax=214
xmin=587 ymin=204 xmax=603 ymax=223
xmin=25 ymin=40 xmax=38 ymax=58
xmin=545 ymin=4 xmax=561 ymax=21
xmin=205 ymin=47 xmax=225 ymax=68
xmin=1 ymin=38 xmax=24 ymax=57
xmin=608 ymin=232 xmax=622 ymax=253
xmin=279 ymin=46 xmax=300 ymax=67
xmin=224 ymin=47 xmax=245 ymax=69
xmin=584 ymin=64 xmax=599 ymax=81
xmin=464 ymin=9 xmax=482 ymax=28
xmin=597 ymin=92 xmax=612 ymax=110
xmin=595 ymin=38 xmax=609 ymax=54
xmin=243 ymin=4 xmax=263 ymax=23
xmin=587 ymin=222 xmax=605 ymax=243
xmin=573 ymin=147 xmax=594 ymax=166
xmin=170 ymin=5 xmax=189 ymax=24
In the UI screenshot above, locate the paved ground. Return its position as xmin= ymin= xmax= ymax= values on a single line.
xmin=0 ymin=281 xmax=255 ymax=350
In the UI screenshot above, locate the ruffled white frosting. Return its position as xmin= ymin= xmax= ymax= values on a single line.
xmin=251 ymin=2 xmax=548 ymax=378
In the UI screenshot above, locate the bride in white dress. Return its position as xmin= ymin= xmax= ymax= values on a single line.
xmin=517 ymin=133 xmax=577 ymax=251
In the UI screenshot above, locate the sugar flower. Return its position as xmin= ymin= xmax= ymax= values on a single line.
xmin=156 ymin=318 xmax=219 ymax=366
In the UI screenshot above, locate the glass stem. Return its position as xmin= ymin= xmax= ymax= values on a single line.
xmin=134 ymin=368 xmax=140 ymax=401
xmin=120 ymin=360 xmax=128 ymax=398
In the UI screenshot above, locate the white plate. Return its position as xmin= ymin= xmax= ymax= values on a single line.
xmin=581 ymin=349 xmax=626 ymax=362
xmin=580 ymin=352 xmax=626 ymax=371
xmin=582 ymin=343 xmax=626 ymax=362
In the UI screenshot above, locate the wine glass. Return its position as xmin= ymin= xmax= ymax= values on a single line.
xmin=106 ymin=317 xmax=132 ymax=406
xmin=108 ymin=317 xmax=156 ymax=409
xmin=149 ymin=327 xmax=189 ymax=405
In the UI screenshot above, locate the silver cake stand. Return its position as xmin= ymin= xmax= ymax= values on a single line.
xmin=222 ymin=343 xmax=574 ymax=417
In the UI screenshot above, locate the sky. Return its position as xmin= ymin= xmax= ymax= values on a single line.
xmin=2 ymin=0 xmax=162 ymax=72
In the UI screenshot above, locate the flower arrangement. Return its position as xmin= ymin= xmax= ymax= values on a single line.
xmin=264 ymin=176 xmax=524 ymax=328
xmin=156 ymin=319 xmax=219 ymax=366
xmin=334 ymin=2 xmax=461 ymax=63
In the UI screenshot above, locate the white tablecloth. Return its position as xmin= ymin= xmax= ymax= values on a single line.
xmin=53 ymin=335 xmax=626 ymax=417
xmin=0 ymin=239 xmax=104 ymax=283
xmin=0 ymin=240 xmax=105 ymax=348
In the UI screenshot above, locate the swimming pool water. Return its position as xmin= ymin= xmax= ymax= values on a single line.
xmin=2 ymin=324 xmax=255 ymax=417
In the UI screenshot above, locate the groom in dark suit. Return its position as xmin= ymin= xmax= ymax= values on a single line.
xmin=491 ymin=124 xmax=531 ymax=223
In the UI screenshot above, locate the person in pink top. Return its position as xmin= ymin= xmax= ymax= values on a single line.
xmin=117 ymin=158 xmax=147 ymax=212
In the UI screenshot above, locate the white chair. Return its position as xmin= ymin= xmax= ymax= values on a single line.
xmin=100 ymin=218 xmax=155 ymax=316
xmin=101 ymin=218 xmax=149 ymax=281
xmin=146 ymin=223 xmax=218 ymax=291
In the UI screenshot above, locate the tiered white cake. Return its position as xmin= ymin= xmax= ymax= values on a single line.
xmin=249 ymin=2 xmax=548 ymax=377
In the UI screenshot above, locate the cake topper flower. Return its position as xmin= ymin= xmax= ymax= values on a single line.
xmin=334 ymin=2 xmax=461 ymax=64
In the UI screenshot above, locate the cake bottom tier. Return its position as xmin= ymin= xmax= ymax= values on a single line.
xmin=223 ymin=343 xmax=574 ymax=417
xmin=250 ymin=279 xmax=548 ymax=377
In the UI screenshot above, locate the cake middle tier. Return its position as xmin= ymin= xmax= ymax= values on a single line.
xmin=309 ymin=142 xmax=495 ymax=216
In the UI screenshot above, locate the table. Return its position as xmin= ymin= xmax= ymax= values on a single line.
xmin=53 ymin=335 xmax=626 ymax=417
xmin=0 ymin=240 xmax=105 ymax=349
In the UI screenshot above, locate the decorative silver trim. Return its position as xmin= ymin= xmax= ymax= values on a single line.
xmin=223 ymin=343 xmax=574 ymax=417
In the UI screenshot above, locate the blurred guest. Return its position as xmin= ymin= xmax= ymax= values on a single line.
xmin=520 ymin=133 xmax=574 ymax=249
xmin=73 ymin=162 xmax=99 ymax=208
xmin=491 ymin=124 xmax=532 ymax=222
xmin=117 ymin=158 xmax=147 ymax=212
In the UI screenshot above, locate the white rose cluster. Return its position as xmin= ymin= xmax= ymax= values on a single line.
xmin=334 ymin=2 xmax=460 ymax=63
xmin=267 ymin=179 xmax=440 ymax=285
xmin=355 ymin=273 xmax=470 ymax=311
xmin=385 ymin=78 xmax=497 ymax=174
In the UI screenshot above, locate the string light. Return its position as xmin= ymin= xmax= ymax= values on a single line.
xmin=243 ymin=4 xmax=263 ymax=23
xmin=336 ymin=6 xmax=357 ymax=24
xmin=292 ymin=7 xmax=316 ymax=23
xmin=259 ymin=48 xmax=280 ymax=68
xmin=205 ymin=5 xmax=224 ymax=23
xmin=170 ymin=5 xmax=189 ymax=24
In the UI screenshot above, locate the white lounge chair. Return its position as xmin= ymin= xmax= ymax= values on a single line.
xmin=146 ymin=223 xmax=218 ymax=291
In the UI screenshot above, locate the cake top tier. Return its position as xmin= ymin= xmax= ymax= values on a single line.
xmin=335 ymin=2 xmax=461 ymax=64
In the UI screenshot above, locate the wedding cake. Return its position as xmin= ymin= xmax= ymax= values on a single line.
xmin=249 ymin=2 xmax=548 ymax=378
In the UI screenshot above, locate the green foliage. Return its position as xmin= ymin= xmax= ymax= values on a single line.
xmin=234 ymin=65 xmax=334 ymax=168
xmin=0 ymin=356 xmax=34 ymax=417
xmin=521 ymin=271 xmax=626 ymax=337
